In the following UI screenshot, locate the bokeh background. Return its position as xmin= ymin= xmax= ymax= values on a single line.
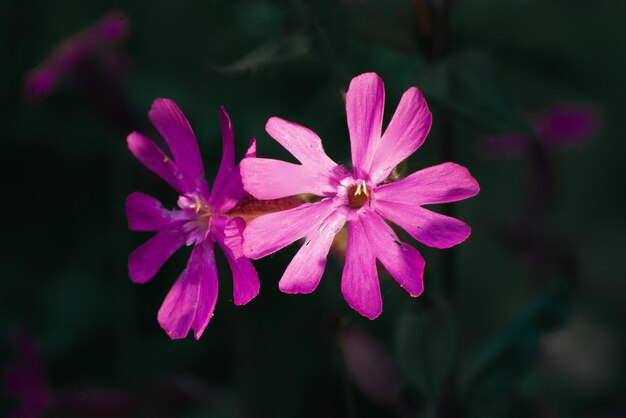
xmin=2 ymin=0 xmax=625 ymax=417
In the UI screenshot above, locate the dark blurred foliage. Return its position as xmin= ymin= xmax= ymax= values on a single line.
xmin=1 ymin=0 xmax=625 ymax=417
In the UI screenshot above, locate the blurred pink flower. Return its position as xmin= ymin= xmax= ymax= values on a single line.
xmin=338 ymin=323 xmax=403 ymax=406
xmin=241 ymin=73 xmax=479 ymax=319
xmin=481 ymin=103 xmax=601 ymax=158
xmin=3 ymin=330 xmax=137 ymax=418
xmin=3 ymin=330 xmax=49 ymax=418
xmin=127 ymin=99 xmax=259 ymax=339
xmin=24 ymin=11 xmax=129 ymax=102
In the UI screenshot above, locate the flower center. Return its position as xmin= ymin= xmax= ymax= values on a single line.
xmin=347 ymin=180 xmax=370 ymax=209
xmin=186 ymin=195 xmax=212 ymax=219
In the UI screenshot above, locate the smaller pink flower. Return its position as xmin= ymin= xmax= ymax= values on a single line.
xmin=241 ymin=72 xmax=479 ymax=319
xmin=481 ymin=103 xmax=601 ymax=158
xmin=24 ymin=11 xmax=129 ymax=102
xmin=127 ymin=99 xmax=259 ymax=339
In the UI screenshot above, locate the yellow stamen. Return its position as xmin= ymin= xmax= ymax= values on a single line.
xmin=348 ymin=181 xmax=370 ymax=208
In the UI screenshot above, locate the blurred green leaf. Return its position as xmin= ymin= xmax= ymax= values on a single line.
xmin=418 ymin=49 xmax=534 ymax=135
xmin=395 ymin=298 xmax=456 ymax=399
xmin=460 ymin=280 xmax=574 ymax=416
xmin=210 ymin=33 xmax=310 ymax=74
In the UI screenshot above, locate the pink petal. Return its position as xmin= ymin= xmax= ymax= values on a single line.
xmin=279 ymin=208 xmax=347 ymax=294
xmin=221 ymin=216 xmax=246 ymax=259
xmin=341 ymin=217 xmax=382 ymax=320
xmin=148 ymin=99 xmax=208 ymax=196
xmin=376 ymin=201 xmax=471 ymax=249
xmin=127 ymin=132 xmax=186 ymax=194
xmin=244 ymin=137 xmax=257 ymax=158
xmin=157 ymin=242 xmax=218 ymax=340
xmin=375 ymin=162 xmax=479 ymax=205
xmin=240 ymin=158 xmax=340 ymax=199
xmin=128 ymin=229 xmax=185 ymax=283
xmin=360 ymin=211 xmax=424 ymax=297
xmin=214 ymin=217 xmax=260 ymax=305
xmin=126 ymin=192 xmax=181 ymax=232
xmin=265 ymin=117 xmax=338 ymax=170
xmin=368 ymin=87 xmax=432 ymax=184
xmin=346 ymin=73 xmax=385 ymax=178
xmin=243 ymin=199 xmax=335 ymax=259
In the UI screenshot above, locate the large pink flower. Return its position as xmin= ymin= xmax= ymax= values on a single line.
xmin=127 ymin=99 xmax=259 ymax=339
xmin=240 ymin=73 xmax=479 ymax=319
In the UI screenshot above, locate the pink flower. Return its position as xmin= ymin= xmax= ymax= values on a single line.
xmin=24 ymin=11 xmax=129 ymax=102
xmin=241 ymin=73 xmax=479 ymax=319
xmin=481 ymin=103 xmax=601 ymax=158
xmin=127 ymin=99 xmax=259 ymax=339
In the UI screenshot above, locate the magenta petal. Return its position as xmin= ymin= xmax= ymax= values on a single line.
xmin=209 ymin=107 xmax=238 ymax=210
xmin=210 ymin=136 xmax=257 ymax=213
xmin=360 ymin=211 xmax=424 ymax=297
xmin=148 ymin=99 xmax=208 ymax=195
xmin=225 ymin=254 xmax=259 ymax=306
xmin=341 ymin=217 xmax=382 ymax=320
xmin=243 ymin=200 xmax=335 ymax=259
xmin=127 ymin=132 xmax=186 ymax=194
xmin=346 ymin=73 xmax=385 ymax=178
xmin=375 ymin=162 xmax=479 ymax=205
xmin=126 ymin=192 xmax=181 ymax=232
xmin=157 ymin=242 xmax=218 ymax=340
xmin=240 ymin=158 xmax=339 ymax=199
xmin=265 ymin=117 xmax=338 ymax=170
xmin=128 ymin=229 xmax=185 ymax=283
xmin=376 ymin=201 xmax=471 ymax=249
xmin=214 ymin=217 xmax=260 ymax=305
xmin=368 ymin=87 xmax=432 ymax=184
xmin=279 ymin=209 xmax=347 ymax=294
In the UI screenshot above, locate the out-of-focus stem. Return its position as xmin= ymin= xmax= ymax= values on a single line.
xmin=421 ymin=1 xmax=464 ymax=418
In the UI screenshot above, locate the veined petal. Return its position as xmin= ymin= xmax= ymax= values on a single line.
xmin=265 ymin=117 xmax=338 ymax=170
xmin=129 ymin=229 xmax=185 ymax=283
xmin=148 ymin=99 xmax=208 ymax=195
xmin=279 ymin=208 xmax=347 ymax=294
xmin=240 ymin=158 xmax=339 ymax=199
xmin=375 ymin=162 xmax=479 ymax=205
xmin=243 ymin=199 xmax=335 ymax=259
xmin=341 ymin=217 xmax=382 ymax=320
xmin=127 ymin=132 xmax=186 ymax=194
xmin=360 ymin=211 xmax=424 ymax=297
xmin=126 ymin=192 xmax=181 ymax=232
xmin=368 ymin=87 xmax=432 ymax=184
xmin=157 ymin=242 xmax=218 ymax=340
xmin=376 ymin=201 xmax=471 ymax=249
xmin=214 ymin=217 xmax=260 ymax=305
xmin=346 ymin=73 xmax=385 ymax=178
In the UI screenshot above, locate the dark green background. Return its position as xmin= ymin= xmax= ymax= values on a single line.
xmin=2 ymin=0 xmax=625 ymax=417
